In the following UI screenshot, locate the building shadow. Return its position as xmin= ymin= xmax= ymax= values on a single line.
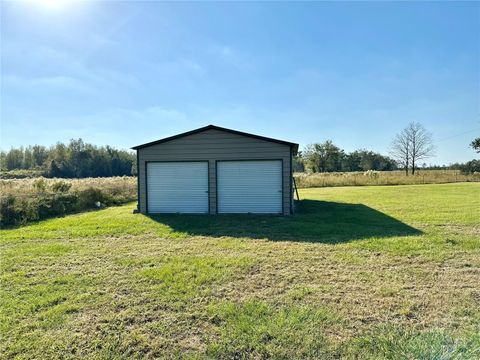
xmin=145 ymin=200 xmax=422 ymax=243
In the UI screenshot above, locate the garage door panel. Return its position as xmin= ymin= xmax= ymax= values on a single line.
xmin=217 ymin=160 xmax=282 ymax=214
xmin=147 ymin=162 xmax=208 ymax=213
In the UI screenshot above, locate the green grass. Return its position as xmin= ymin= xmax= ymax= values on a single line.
xmin=1 ymin=183 xmax=479 ymax=359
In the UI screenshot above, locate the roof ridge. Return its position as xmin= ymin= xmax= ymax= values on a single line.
xmin=131 ymin=125 xmax=298 ymax=153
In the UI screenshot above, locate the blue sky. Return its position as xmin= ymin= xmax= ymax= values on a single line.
xmin=1 ymin=1 xmax=479 ymax=164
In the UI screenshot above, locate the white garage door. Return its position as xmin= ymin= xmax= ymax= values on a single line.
xmin=147 ymin=162 xmax=208 ymax=213
xmin=217 ymin=160 xmax=282 ymax=214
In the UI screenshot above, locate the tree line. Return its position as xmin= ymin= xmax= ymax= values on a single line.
xmin=295 ymin=122 xmax=437 ymax=173
xmin=294 ymin=123 xmax=479 ymax=174
xmin=1 ymin=129 xmax=478 ymax=178
xmin=0 ymin=139 xmax=136 ymax=178
xmin=295 ymin=142 xmax=398 ymax=172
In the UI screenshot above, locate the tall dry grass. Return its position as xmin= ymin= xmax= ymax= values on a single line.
xmin=1 ymin=176 xmax=137 ymax=198
xmin=294 ymin=170 xmax=480 ymax=188
xmin=1 ymin=177 xmax=137 ymax=226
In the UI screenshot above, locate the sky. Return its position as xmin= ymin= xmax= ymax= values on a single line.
xmin=1 ymin=1 xmax=479 ymax=164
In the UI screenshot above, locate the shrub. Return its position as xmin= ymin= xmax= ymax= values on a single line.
xmin=51 ymin=180 xmax=72 ymax=193
xmin=0 ymin=169 xmax=45 ymax=179
xmin=460 ymin=159 xmax=480 ymax=175
xmin=0 ymin=195 xmax=22 ymax=227
xmin=76 ymin=188 xmax=105 ymax=210
xmin=33 ymin=178 xmax=47 ymax=193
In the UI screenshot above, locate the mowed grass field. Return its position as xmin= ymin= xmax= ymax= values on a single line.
xmin=1 ymin=183 xmax=479 ymax=359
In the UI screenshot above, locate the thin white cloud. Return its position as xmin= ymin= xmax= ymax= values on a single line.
xmin=3 ymin=74 xmax=94 ymax=93
xmin=79 ymin=8 xmax=143 ymax=62
xmin=210 ymin=44 xmax=254 ymax=71
xmin=144 ymin=58 xmax=207 ymax=77
xmin=59 ymin=106 xmax=189 ymax=126
xmin=2 ymin=43 xmax=141 ymax=94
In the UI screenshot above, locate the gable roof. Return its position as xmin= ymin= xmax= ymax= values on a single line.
xmin=131 ymin=125 xmax=299 ymax=154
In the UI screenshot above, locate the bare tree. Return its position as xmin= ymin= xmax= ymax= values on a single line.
xmin=390 ymin=122 xmax=435 ymax=175
xmin=390 ymin=128 xmax=410 ymax=176
xmin=407 ymin=122 xmax=435 ymax=174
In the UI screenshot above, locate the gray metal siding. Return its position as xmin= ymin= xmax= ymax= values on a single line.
xmin=217 ymin=160 xmax=283 ymax=214
xmin=138 ymin=129 xmax=292 ymax=215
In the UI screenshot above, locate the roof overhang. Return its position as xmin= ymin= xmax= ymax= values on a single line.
xmin=131 ymin=125 xmax=299 ymax=155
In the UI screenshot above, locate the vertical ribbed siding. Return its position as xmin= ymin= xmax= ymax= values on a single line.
xmin=138 ymin=129 xmax=292 ymax=215
xmin=217 ymin=160 xmax=282 ymax=214
xmin=146 ymin=162 xmax=208 ymax=213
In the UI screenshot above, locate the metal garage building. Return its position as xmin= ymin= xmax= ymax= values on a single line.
xmin=132 ymin=125 xmax=298 ymax=215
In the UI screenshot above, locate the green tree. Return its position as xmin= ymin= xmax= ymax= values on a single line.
xmin=303 ymin=141 xmax=345 ymax=172
xmin=2 ymin=139 xmax=136 ymax=178
xmin=342 ymin=150 xmax=361 ymax=171
xmin=5 ymin=148 xmax=24 ymax=170
xmin=471 ymin=138 xmax=480 ymax=153
xmin=0 ymin=151 xmax=7 ymax=170
xmin=292 ymin=151 xmax=305 ymax=172
xmin=340 ymin=150 xmax=397 ymax=172
xmin=49 ymin=160 xmax=62 ymax=178
xmin=23 ymin=147 xmax=34 ymax=169
xmin=32 ymin=145 xmax=48 ymax=167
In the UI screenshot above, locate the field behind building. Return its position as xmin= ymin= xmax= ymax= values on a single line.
xmin=1 ymin=183 xmax=479 ymax=359
xmin=294 ymin=169 xmax=480 ymax=188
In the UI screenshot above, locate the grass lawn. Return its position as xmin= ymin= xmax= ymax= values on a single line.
xmin=1 ymin=183 xmax=479 ymax=359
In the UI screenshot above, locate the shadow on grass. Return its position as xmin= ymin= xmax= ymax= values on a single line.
xmin=146 ymin=200 xmax=422 ymax=243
